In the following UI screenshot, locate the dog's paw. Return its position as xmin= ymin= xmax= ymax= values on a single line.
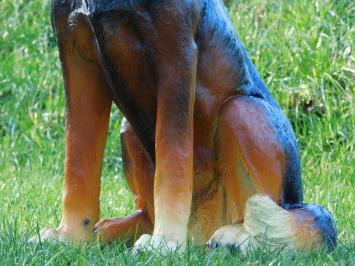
xmin=29 ymin=225 xmax=91 ymax=245
xmin=28 ymin=228 xmax=64 ymax=244
xmin=207 ymin=224 xmax=253 ymax=254
xmin=133 ymin=234 xmax=185 ymax=255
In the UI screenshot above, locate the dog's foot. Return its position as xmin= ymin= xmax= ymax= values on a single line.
xmin=133 ymin=234 xmax=185 ymax=255
xmin=28 ymin=228 xmax=64 ymax=244
xmin=207 ymin=224 xmax=253 ymax=254
xmin=29 ymin=225 xmax=92 ymax=245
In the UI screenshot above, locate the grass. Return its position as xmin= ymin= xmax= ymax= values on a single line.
xmin=0 ymin=0 xmax=354 ymax=264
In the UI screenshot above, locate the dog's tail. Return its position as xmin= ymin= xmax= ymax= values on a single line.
xmin=241 ymin=195 xmax=337 ymax=252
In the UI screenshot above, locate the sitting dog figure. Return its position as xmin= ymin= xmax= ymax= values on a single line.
xmin=32 ymin=0 xmax=337 ymax=253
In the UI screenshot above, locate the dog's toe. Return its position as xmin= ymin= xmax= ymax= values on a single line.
xmin=207 ymin=224 xmax=252 ymax=254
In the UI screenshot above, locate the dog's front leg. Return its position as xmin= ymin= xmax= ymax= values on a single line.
xmin=57 ymin=43 xmax=112 ymax=243
xmin=134 ymin=0 xmax=199 ymax=254
xmin=30 ymin=4 xmax=112 ymax=243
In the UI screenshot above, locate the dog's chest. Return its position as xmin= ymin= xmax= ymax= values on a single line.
xmin=96 ymin=11 xmax=150 ymax=83
xmin=93 ymin=9 xmax=157 ymax=115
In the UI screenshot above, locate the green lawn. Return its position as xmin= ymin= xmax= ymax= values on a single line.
xmin=0 ymin=0 xmax=354 ymax=264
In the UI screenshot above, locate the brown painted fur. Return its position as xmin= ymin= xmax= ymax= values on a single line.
xmin=31 ymin=0 xmax=336 ymax=253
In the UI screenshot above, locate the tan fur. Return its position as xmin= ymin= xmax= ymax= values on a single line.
xmin=208 ymin=195 xmax=323 ymax=253
xmin=31 ymin=1 xmax=335 ymax=254
xmin=243 ymin=195 xmax=295 ymax=249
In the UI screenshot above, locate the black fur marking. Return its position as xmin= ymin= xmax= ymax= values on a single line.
xmin=83 ymin=218 xmax=90 ymax=226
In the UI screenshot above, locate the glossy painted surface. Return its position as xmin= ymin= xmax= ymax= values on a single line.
xmin=45 ymin=0 xmax=336 ymax=250
xmin=288 ymin=203 xmax=338 ymax=251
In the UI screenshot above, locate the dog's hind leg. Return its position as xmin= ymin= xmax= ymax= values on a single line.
xmin=208 ymin=195 xmax=337 ymax=253
xmin=208 ymin=96 xmax=336 ymax=253
xmin=94 ymin=119 xmax=154 ymax=244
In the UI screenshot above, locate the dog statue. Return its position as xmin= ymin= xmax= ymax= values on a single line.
xmin=31 ymin=0 xmax=337 ymax=254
